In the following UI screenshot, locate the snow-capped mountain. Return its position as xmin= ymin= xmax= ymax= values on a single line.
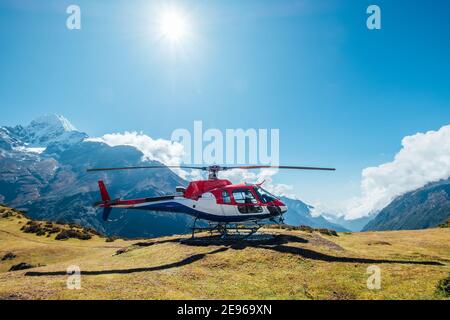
xmin=1 ymin=114 xmax=87 ymax=153
xmin=0 ymin=127 xmax=22 ymax=150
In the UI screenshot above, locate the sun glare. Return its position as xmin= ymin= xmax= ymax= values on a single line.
xmin=159 ymin=8 xmax=189 ymax=43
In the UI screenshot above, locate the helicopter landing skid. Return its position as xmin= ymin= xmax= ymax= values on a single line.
xmin=189 ymin=218 xmax=263 ymax=240
xmin=215 ymin=222 xmax=263 ymax=239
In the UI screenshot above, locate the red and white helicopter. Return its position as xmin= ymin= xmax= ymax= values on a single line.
xmin=87 ymin=165 xmax=335 ymax=237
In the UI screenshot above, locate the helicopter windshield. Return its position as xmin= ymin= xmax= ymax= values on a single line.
xmin=254 ymin=186 xmax=278 ymax=203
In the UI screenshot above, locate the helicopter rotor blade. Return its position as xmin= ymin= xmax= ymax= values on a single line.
xmin=87 ymin=164 xmax=335 ymax=173
xmin=222 ymin=165 xmax=336 ymax=171
xmin=86 ymin=165 xmax=207 ymax=172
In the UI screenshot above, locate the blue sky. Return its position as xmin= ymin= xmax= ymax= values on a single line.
xmin=1 ymin=0 xmax=450 ymax=212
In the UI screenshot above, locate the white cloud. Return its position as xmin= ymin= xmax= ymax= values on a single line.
xmin=308 ymin=202 xmax=341 ymax=218
xmin=219 ymin=168 xmax=272 ymax=183
xmin=86 ymin=131 xmax=190 ymax=178
xmin=87 ymin=131 xmax=185 ymax=165
xmin=268 ymin=183 xmax=296 ymax=198
xmin=346 ymin=124 xmax=450 ymax=219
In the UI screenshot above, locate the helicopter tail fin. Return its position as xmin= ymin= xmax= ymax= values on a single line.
xmin=98 ymin=180 xmax=111 ymax=202
xmin=98 ymin=181 xmax=113 ymax=221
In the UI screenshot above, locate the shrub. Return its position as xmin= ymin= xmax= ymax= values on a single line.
xmin=106 ymin=236 xmax=119 ymax=242
xmin=436 ymin=273 xmax=450 ymax=297
xmin=55 ymin=229 xmax=92 ymax=241
xmin=115 ymin=248 xmax=130 ymax=255
xmin=438 ymin=218 xmax=450 ymax=228
xmin=1 ymin=212 xmax=12 ymax=218
xmin=21 ymin=222 xmax=42 ymax=234
xmin=1 ymin=252 xmax=16 ymax=261
xmin=299 ymin=225 xmax=314 ymax=233
xmin=316 ymin=228 xmax=338 ymax=237
xmin=9 ymin=262 xmax=36 ymax=271
xmin=84 ymin=227 xmax=103 ymax=237
xmin=47 ymin=226 xmax=61 ymax=234
xmin=0 ymin=207 xmax=25 ymax=218
xmin=21 ymin=221 xmax=60 ymax=236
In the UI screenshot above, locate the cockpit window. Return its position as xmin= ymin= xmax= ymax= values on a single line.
xmin=232 ymin=189 xmax=257 ymax=204
xmin=254 ymin=187 xmax=278 ymax=203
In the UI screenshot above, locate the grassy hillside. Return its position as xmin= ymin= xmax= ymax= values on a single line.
xmin=0 ymin=205 xmax=449 ymax=300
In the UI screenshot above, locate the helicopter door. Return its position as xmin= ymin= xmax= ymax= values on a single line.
xmin=197 ymin=192 xmax=219 ymax=214
xmin=219 ymin=190 xmax=236 ymax=215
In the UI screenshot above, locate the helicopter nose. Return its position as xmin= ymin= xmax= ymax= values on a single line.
xmin=273 ymin=199 xmax=287 ymax=214
xmin=278 ymin=201 xmax=287 ymax=213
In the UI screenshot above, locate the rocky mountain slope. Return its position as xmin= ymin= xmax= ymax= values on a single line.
xmin=363 ymin=178 xmax=450 ymax=231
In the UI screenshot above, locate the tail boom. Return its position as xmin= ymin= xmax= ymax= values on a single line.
xmin=95 ymin=180 xmax=177 ymax=220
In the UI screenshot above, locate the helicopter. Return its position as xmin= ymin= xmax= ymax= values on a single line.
xmin=87 ymin=165 xmax=335 ymax=237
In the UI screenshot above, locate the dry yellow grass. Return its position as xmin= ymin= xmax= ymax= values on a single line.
xmin=0 ymin=205 xmax=449 ymax=300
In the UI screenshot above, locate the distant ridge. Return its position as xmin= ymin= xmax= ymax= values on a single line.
xmin=281 ymin=197 xmax=349 ymax=232
xmin=363 ymin=178 xmax=450 ymax=231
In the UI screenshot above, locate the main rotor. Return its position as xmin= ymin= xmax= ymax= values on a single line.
xmin=87 ymin=164 xmax=336 ymax=180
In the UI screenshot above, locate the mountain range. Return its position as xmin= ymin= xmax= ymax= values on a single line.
xmin=321 ymin=214 xmax=374 ymax=232
xmin=363 ymin=178 xmax=450 ymax=231
xmin=280 ymin=197 xmax=349 ymax=232
xmin=0 ymin=114 xmax=350 ymax=237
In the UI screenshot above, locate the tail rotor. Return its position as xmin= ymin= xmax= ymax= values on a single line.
xmin=102 ymin=208 xmax=112 ymax=221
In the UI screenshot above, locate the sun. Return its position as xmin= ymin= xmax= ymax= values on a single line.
xmin=159 ymin=8 xmax=189 ymax=43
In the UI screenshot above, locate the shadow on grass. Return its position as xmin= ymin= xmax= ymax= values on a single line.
xmin=183 ymin=234 xmax=444 ymax=266
xmin=25 ymin=247 xmax=229 ymax=277
xmin=258 ymin=244 xmax=443 ymax=265
xmin=25 ymin=234 xmax=443 ymax=277
xmin=133 ymin=238 xmax=182 ymax=247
